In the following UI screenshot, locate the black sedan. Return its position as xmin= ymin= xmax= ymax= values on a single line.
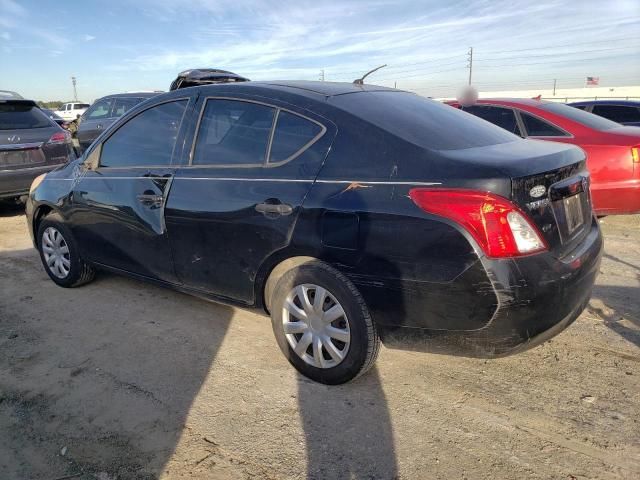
xmin=26 ymin=81 xmax=602 ymax=384
xmin=1 ymin=99 xmax=75 ymax=200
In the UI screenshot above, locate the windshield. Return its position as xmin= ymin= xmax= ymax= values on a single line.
xmin=541 ymin=102 xmax=621 ymax=130
xmin=333 ymin=91 xmax=519 ymax=150
xmin=0 ymin=104 xmax=52 ymax=130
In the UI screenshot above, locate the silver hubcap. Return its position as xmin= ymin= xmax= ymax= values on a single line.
xmin=282 ymin=284 xmax=350 ymax=369
xmin=42 ymin=227 xmax=70 ymax=279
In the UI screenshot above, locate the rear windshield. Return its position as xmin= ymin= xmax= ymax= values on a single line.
xmin=332 ymin=91 xmax=518 ymax=150
xmin=0 ymin=104 xmax=52 ymax=130
xmin=541 ymin=102 xmax=620 ymax=130
xmin=75 ymin=103 xmax=90 ymax=109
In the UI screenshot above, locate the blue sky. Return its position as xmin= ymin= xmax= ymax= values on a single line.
xmin=1 ymin=0 xmax=638 ymax=102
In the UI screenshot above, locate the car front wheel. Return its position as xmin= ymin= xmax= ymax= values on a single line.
xmin=37 ymin=213 xmax=95 ymax=288
xmin=270 ymin=260 xmax=380 ymax=384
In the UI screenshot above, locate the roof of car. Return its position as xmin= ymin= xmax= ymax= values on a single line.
xmin=192 ymin=80 xmax=398 ymax=99
xmin=567 ymin=99 xmax=640 ymax=106
xmin=96 ymin=92 xmax=163 ymax=101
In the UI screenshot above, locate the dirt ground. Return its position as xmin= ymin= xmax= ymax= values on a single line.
xmin=1 ymin=205 xmax=638 ymax=480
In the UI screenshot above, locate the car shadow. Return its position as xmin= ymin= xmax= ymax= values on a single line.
xmin=589 ymin=283 xmax=640 ymax=348
xmin=0 ymin=248 xmax=234 ymax=479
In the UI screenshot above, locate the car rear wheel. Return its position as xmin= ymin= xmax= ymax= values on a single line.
xmin=270 ymin=260 xmax=380 ymax=384
xmin=37 ymin=214 xmax=95 ymax=288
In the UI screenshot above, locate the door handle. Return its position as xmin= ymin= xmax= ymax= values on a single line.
xmin=255 ymin=201 xmax=293 ymax=217
xmin=137 ymin=193 xmax=164 ymax=207
xmin=96 ymin=124 xmax=103 ymax=129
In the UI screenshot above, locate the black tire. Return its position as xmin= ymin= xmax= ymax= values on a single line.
xmin=270 ymin=260 xmax=380 ymax=384
xmin=36 ymin=213 xmax=95 ymax=288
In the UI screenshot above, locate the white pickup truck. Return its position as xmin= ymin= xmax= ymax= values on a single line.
xmin=54 ymin=102 xmax=90 ymax=121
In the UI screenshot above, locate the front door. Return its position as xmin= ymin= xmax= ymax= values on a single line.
xmin=76 ymin=98 xmax=113 ymax=150
xmin=69 ymin=98 xmax=191 ymax=282
xmin=165 ymin=97 xmax=335 ymax=303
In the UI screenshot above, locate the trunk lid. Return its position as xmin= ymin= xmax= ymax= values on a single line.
xmin=437 ymin=139 xmax=592 ymax=257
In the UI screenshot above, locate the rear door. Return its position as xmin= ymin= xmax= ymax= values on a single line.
xmin=165 ymin=96 xmax=335 ymax=303
xmin=77 ymin=98 xmax=114 ymax=150
xmin=70 ymin=96 xmax=193 ymax=282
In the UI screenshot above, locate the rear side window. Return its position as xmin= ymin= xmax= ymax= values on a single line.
xmin=0 ymin=103 xmax=52 ymax=130
xmin=332 ymin=92 xmax=518 ymax=150
xmin=541 ymin=102 xmax=620 ymax=130
xmin=113 ymin=97 xmax=143 ymax=117
xmin=85 ymin=99 xmax=112 ymax=120
xmin=520 ymin=112 xmax=567 ymax=137
xmin=571 ymin=105 xmax=587 ymax=110
xmin=192 ymin=99 xmax=275 ymax=166
xmin=100 ymin=100 xmax=187 ymax=168
xmin=463 ymin=105 xmax=523 ymax=136
xmin=269 ymin=111 xmax=323 ymax=163
xmin=592 ymin=105 xmax=640 ymax=123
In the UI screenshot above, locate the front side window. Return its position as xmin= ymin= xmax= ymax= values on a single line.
xmin=592 ymin=105 xmax=640 ymax=123
xmin=85 ymin=99 xmax=113 ymax=120
xmin=192 ymin=99 xmax=275 ymax=166
xmin=269 ymin=111 xmax=323 ymax=163
xmin=100 ymin=100 xmax=187 ymax=168
xmin=520 ymin=112 xmax=567 ymax=137
xmin=463 ymin=105 xmax=523 ymax=137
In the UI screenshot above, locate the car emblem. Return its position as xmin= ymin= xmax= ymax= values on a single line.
xmin=7 ymin=134 xmax=20 ymax=143
xmin=529 ymin=185 xmax=546 ymax=198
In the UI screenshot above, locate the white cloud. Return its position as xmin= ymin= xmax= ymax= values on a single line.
xmin=83 ymin=34 xmax=96 ymax=41
xmin=0 ymin=31 xmax=10 ymax=40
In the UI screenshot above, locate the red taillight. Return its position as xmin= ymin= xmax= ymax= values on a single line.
xmin=47 ymin=131 xmax=70 ymax=145
xmin=409 ymin=188 xmax=547 ymax=258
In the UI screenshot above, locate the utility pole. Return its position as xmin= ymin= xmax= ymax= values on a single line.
xmin=319 ymin=69 xmax=325 ymax=81
xmin=467 ymin=47 xmax=473 ymax=86
xmin=553 ymin=78 xmax=557 ymax=96
xmin=394 ymin=81 xmax=397 ymax=89
xmin=71 ymin=76 xmax=78 ymax=101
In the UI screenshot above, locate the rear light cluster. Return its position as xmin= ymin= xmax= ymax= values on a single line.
xmin=47 ymin=130 xmax=71 ymax=145
xmin=409 ymin=189 xmax=547 ymax=258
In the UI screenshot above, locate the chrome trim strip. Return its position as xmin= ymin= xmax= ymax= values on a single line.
xmin=0 ymin=142 xmax=44 ymax=151
xmin=49 ymin=176 xmax=442 ymax=186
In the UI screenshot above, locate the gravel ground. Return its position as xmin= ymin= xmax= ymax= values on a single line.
xmin=0 ymin=206 xmax=638 ymax=480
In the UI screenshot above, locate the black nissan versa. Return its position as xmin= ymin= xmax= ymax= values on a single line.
xmin=26 ymin=81 xmax=602 ymax=384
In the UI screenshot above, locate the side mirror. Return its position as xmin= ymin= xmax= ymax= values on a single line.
xmin=83 ymin=144 xmax=101 ymax=170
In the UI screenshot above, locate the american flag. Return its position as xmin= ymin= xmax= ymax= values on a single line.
xmin=586 ymin=76 xmax=600 ymax=86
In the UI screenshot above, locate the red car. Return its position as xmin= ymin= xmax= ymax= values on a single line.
xmin=447 ymin=99 xmax=640 ymax=215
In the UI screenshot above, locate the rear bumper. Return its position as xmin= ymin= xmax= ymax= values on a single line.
xmin=377 ymin=218 xmax=603 ymax=357
xmin=0 ymin=165 xmax=59 ymax=199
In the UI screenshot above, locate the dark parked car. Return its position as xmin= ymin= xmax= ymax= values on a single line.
xmin=26 ymin=82 xmax=602 ymax=384
xmin=568 ymin=100 xmax=640 ymax=126
xmin=169 ymin=68 xmax=249 ymax=90
xmin=0 ymin=90 xmax=23 ymax=99
xmin=40 ymin=108 xmax=67 ymax=127
xmin=76 ymin=92 xmax=161 ymax=152
xmin=1 ymin=99 xmax=75 ymax=200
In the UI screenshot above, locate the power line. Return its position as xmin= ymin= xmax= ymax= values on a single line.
xmin=475 ymin=45 xmax=639 ymax=62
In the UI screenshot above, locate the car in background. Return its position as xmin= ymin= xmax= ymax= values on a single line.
xmin=0 ymin=90 xmax=23 ymax=99
xmin=447 ymin=98 xmax=640 ymax=215
xmin=1 ymin=99 xmax=75 ymax=200
xmin=54 ymin=102 xmax=90 ymax=121
xmin=40 ymin=108 xmax=67 ymax=127
xmin=27 ymin=82 xmax=602 ymax=384
xmin=169 ymin=68 xmax=249 ymax=90
xmin=76 ymin=92 xmax=161 ymax=152
xmin=568 ymin=100 xmax=640 ymax=127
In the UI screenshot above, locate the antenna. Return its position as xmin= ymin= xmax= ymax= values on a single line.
xmin=353 ymin=64 xmax=387 ymax=85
